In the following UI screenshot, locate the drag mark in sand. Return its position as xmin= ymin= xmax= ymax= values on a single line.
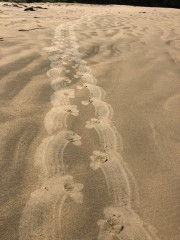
xmin=74 ymin=17 xmax=161 ymax=240
xmin=19 ymin=23 xmax=84 ymax=239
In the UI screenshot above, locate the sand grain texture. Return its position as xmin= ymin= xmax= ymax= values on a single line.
xmin=0 ymin=2 xmax=180 ymax=240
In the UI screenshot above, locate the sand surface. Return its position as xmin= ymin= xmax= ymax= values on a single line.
xmin=0 ymin=2 xmax=180 ymax=240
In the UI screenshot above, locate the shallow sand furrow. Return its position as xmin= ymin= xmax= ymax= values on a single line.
xmin=0 ymin=53 xmax=40 ymax=78
xmin=44 ymin=105 xmax=79 ymax=134
xmin=123 ymin=164 xmax=140 ymax=210
xmin=50 ymin=77 xmax=72 ymax=91
xmin=78 ymin=83 xmax=106 ymax=99
xmin=34 ymin=131 xmax=81 ymax=180
xmin=19 ymin=175 xmax=83 ymax=240
xmin=0 ymin=47 xmax=41 ymax=68
xmin=82 ymin=97 xmax=113 ymax=119
xmin=78 ymin=65 xmax=92 ymax=74
xmin=0 ymin=58 xmax=50 ymax=101
xmin=0 ymin=122 xmax=38 ymax=189
xmin=90 ymin=150 xmax=131 ymax=206
xmin=86 ymin=118 xmax=122 ymax=151
xmin=51 ymin=89 xmax=75 ymax=107
xmin=82 ymin=72 xmax=98 ymax=85
xmin=47 ymin=67 xmax=66 ymax=79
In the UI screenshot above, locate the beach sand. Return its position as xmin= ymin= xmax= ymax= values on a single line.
xmin=0 ymin=2 xmax=179 ymax=240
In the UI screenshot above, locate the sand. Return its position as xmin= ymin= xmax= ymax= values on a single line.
xmin=0 ymin=2 xmax=179 ymax=240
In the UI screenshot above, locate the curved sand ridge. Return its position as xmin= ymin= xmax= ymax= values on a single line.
xmin=34 ymin=131 xmax=81 ymax=180
xmin=19 ymin=23 xmax=84 ymax=239
xmin=44 ymin=105 xmax=79 ymax=134
xmin=82 ymin=98 xmax=113 ymax=119
xmin=73 ymin=17 xmax=161 ymax=240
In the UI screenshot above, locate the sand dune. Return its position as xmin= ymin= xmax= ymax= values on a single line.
xmin=0 ymin=2 xmax=179 ymax=240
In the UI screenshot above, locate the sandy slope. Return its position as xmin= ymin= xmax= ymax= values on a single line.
xmin=0 ymin=2 xmax=179 ymax=240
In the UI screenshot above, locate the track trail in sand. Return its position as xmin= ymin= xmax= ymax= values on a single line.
xmin=19 ymin=22 xmax=85 ymax=240
xmin=18 ymin=9 xmax=180 ymax=240
xmin=1 ymin=4 xmax=179 ymax=240
xmin=65 ymin=16 xmax=161 ymax=240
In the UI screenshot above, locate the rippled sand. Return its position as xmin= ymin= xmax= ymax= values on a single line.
xmin=0 ymin=3 xmax=179 ymax=240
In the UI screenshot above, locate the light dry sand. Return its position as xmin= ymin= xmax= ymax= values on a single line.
xmin=0 ymin=2 xmax=180 ymax=240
